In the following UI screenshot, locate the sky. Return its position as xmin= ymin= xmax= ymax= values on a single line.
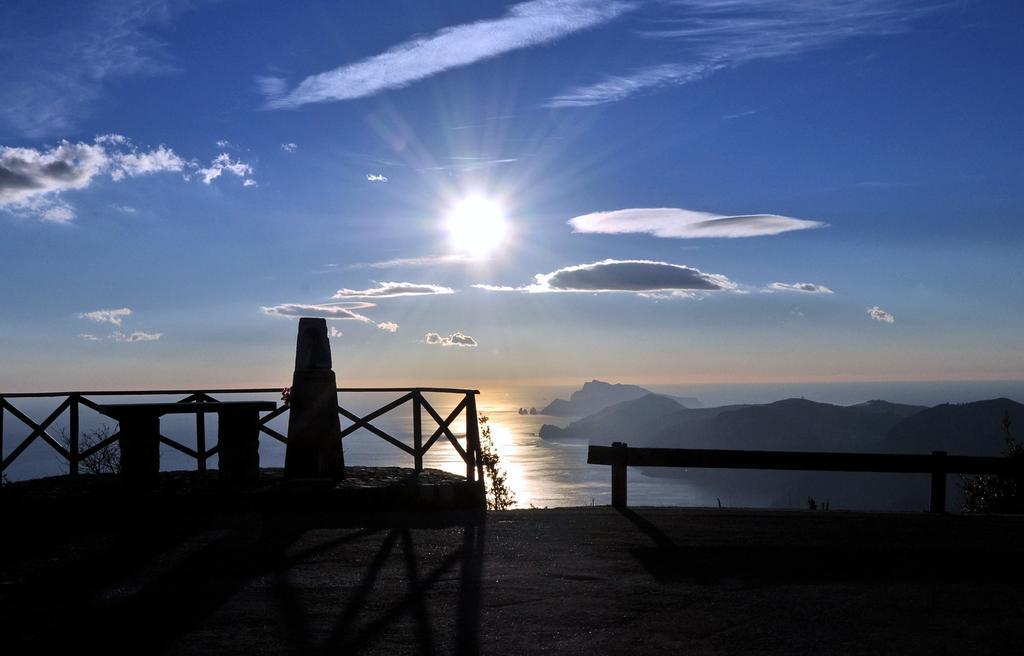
xmin=1 ymin=0 xmax=1023 ymax=391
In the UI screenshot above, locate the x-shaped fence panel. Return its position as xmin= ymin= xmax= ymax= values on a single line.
xmin=2 ymin=388 xmax=481 ymax=483
xmin=336 ymin=390 xmax=482 ymax=481
xmin=0 ymin=396 xmax=71 ymax=471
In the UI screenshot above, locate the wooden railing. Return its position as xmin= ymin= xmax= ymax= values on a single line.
xmin=588 ymin=442 xmax=1024 ymax=513
xmin=0 ymin=388 xmax=482 ymax=484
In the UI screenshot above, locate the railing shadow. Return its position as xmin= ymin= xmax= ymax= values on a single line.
xmin=616 ymin=507 xmax=1024 ymax=585
xmin=272 ymin=518 xmax=486 ymax=656
xmin=2 ymin=513 xmax=486 ymax=655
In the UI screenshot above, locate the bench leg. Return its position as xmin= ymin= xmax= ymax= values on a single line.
xmin=930 ymin=450 xmax=947 ymax=513
xmin=119 ymin=414 xmax=160 ymax=487
xmin=611 ymin=441 xmax=628 ymax=508
xmin=218 ymin=409 xmax=260 ymax=483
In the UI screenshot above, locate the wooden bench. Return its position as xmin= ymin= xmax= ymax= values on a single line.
xmin=588 ymin=442 xmax=1023 ymax=512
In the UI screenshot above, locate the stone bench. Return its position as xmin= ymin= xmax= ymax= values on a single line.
xmin=98 ymin=401 xmax=277 ymax=485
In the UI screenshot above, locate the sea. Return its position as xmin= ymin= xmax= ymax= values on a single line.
xmin=3 ymin=380 xmax=1023 ymax=508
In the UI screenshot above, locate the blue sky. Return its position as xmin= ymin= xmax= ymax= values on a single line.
xmin=1 ymin=0 xmax=1022 ymax=390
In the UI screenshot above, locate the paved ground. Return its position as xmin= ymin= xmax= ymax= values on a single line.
xmin=3 ymin=505 xmax=1024 ymax=655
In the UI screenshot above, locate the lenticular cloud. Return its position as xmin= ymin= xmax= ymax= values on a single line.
xmin=474 ymin=259 xmax=737 ymax=296
xmin=537 ymin=259 xmax=734 ymax=293
xmin=568 ymin=207 xmax=824 ymax=239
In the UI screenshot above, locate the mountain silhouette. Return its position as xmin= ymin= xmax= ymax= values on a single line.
xmin=652 ymin=398 xmax=925 ymax=452
xmin=542 ymin=396 xmax=924 ymax=452
xmin=540 ymin=394 xmax=690 ymax=441
xmin=540 ymin=380 xmax=700 ymax=417
xmin=881 ymin=398 xmax=1024 ymax=455
xmin=548 ymin=392 xmax=1021 ymax=510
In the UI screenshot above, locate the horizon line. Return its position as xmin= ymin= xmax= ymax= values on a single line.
xmin=3 ymin=375 xmax=1024 ymax=396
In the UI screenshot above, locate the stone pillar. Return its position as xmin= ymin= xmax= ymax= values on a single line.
xmin=284 ymin=318 xmax=345 ymax=478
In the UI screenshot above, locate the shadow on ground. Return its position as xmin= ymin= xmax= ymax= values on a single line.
xmin=0 ymin=512 xmax=485 ymax=655
xmin=5 ymin=505 xmax=1024 ymax=655
xmin=618 ymin=507 xmax=1024 ymax=584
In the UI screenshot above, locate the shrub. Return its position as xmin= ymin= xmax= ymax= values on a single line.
xmin=56 ymin=423 xmax=120 ymax=475
xmin=478 ymin=414 xmax=516 ymax=511
xmin=961 ymin=412 xmax=1024 ymax=513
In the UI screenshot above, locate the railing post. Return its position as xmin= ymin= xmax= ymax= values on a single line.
xmin=196 ymin=408 xmax=207 ymax=473
xmin=69 ymin=394 xmax=79 ymax=476
xmin=0 ymin=398 xmax=5 ymax=485
xmin=611 ymin=441 xmax=628 ymax=508
xmin=412 ymin=391 xmax=423 ymax=473
xmin=465 ymin=393 xmax=479 ymax=483
xmin=930 ymin=450 xmax=947 ymax=513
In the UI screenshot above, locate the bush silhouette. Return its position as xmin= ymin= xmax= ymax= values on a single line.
xmin=56 ymin=423 xmax=120 ymax=475
xmin=478 ymin=415 xmax=516 ymax=510
xmin=961 ymin=412 xmax=1024 ymax=513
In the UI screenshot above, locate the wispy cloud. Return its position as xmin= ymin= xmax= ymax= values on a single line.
xmin=868 ymin=306 xmax=895 ymax=323
xmin=723 ymin=109 xmax=758 ymax=121
xmin=112 ymin=330 xmax=162 ymax=342
xmin=77 ymin=305 xmax=162 ymax=341
xmin=472 ymin=284 xmax=519 ymax=292
xmin=350 ymin=254 xmax=479 ymax=269
xmin=260 ymin=301 xmax=399 ymax=332
xmin=260 ymin=302 xmax=377 ymax=323
xmin=366 ymin=174 xmax=389 ymax=182
xmin=768 ymin=282 xmax=834 ymax=294
xmin=256 ymin=75 xmax=287 ymax=98
xmin=425 ymin=331 xmax=478 ymax=347
xmin=195 ymin=153 xmax=255 ymax=186
xmin=79 ymin=330 xmax=162 ymax=342
xmin=281 ymin=142 xmax=298 ymax=153
xmin=332 ymin=282 xmax=455 ymax=299
xmin=546 ymin=63 xmax=707 ymax=107
xmin=569 ymin=207 xmax=824 ymax=238
xmin=79 ymin=307 xmax=133 ymax=326
xmin=328 ymin=326 xmax=343 ymax=338
xmin=1 ymin=135 xmax=253 ymax=222
xmin=546 ymin=0 xmax=936 ymax=107
xmin=476 ymin=258 xmax=736 ymax=296
xmin=0 ymin=1 xmax=198 ymax=137
xmin=262 ymin=0 xmax=633 ymax=109
xmin=419 ymin=157 xmax=518 ymax=173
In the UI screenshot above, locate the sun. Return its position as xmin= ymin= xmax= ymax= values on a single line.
xmin=445 ymin=195 xmax=508 ymax=256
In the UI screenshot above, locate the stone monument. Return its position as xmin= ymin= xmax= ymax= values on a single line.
xmin=284 ymin=317 xmax=345 ymax=477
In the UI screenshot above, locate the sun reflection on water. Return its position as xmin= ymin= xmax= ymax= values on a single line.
xmin=298 ymin=389 xmax=706 ymax=509
xmin=417 ymin=407 xmax=550 ymax=506
xmin=481 ymin=417 xmax=528 ymax=504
